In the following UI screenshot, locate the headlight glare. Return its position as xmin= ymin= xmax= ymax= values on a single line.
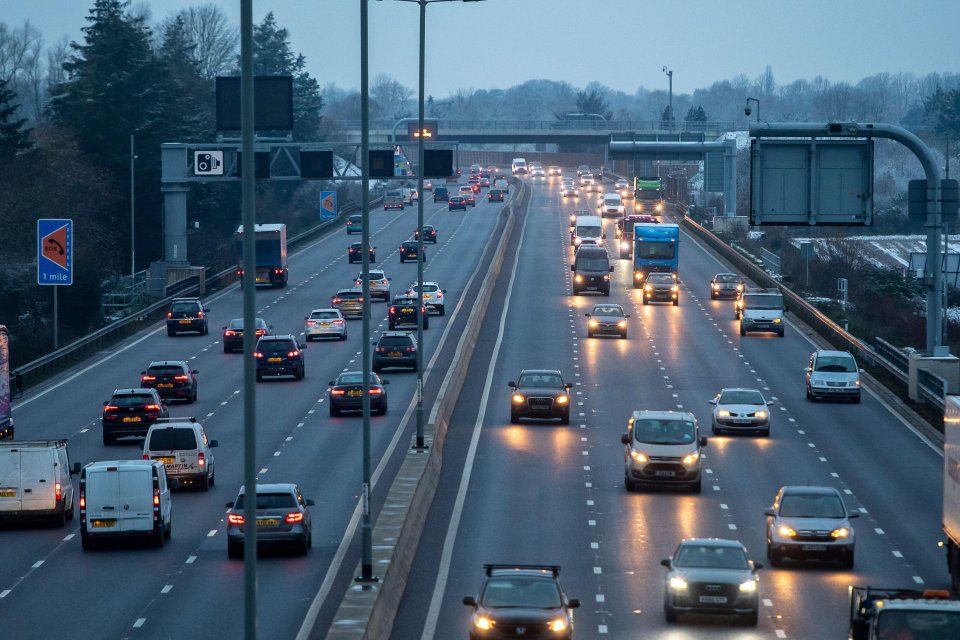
xmin=617 ymin=320 xmax=627 ymax=328
xmin=589 ymin=320 xmax=599 ymax=327
xmin=629 ymin=449 xmax=647 ymax=463
xmin=739 ymin=579 xmax=757 ymax=593
xmin=548 ymin=618 xmax=568 ymax=632
xmin=473 ymin=615 xmax=494 ymax=630
xmin=512 ymin=394 xmax=525 ymax=404
xmin=778 ymin=525 xmax=797 ymax=538
xmin=717 ymin=410 xmax=731 ymax=417
xmin=556 ymin=395 xmax=569 ymax=405
xmin=754 ymin=411 xmax=768 ymax=419
xmin=831 ymin=527 xmax=850 ymax=539
xmin=681 ymin=452 xmax=700 ymax=465
xmin=669 ymin=577 xmax=688 ymax=591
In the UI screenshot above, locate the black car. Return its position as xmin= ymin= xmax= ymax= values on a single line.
xmin=254 ymin=335 xmax=306 ymax=381
xmin=140 ymin=360 xmax=198 ymax=402
xmin=463 ymin=564 xmax=580 ymax=640
xmin=415 ymin=225 xmax=438 ymax=243
xmin=448 ymin=195 xmax=467 ymax=211
xmin=221 ymin=317 xmax=272 ymax=353
xmin=166 ymin=297 xmax=209 ymax=336
xmin=433 ymin=186 xmax=449 ymax=202
xmin=643 ymin=272 xmax=680 ymax=305
xmin=399 ymin=241 xmax=426 ymax=263
xmin=487 ymin=189 xmax=505 ymax=202
xmin=348 ymin=242 xmax=376 ymax=263
xmin=372 ymin=331 xmax=418 ymax=372
xmin=388 ymin=295 xmax=429 ymax=330
xmin=101 ymin=388 xmax=169 ymax=445
xmin=508 ymin=369 xmax=572 ymax=424
xmin=328 ymin=371 xmax=389 ymax=416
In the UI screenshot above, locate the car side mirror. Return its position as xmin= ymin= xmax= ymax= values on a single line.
xmin=621 ymin=433 xmax=630 ymax=445
xmin=766 ymin=399 xmax=775 ymax=405
xmin=225 ymin=502 xmax=235 ymax=509
xmin=168 ymin=478 xmax=180 ymax=490
xmin=805 ymin=367 xmax=812 ymax=373
xmin=222 ymin=326 xmax=228 ymax=330
xmin=568 ymin=598 xmax=581 ymax=609
xmin=388 ymin=277 xmax=392 ymax=281
xmin=848 ymin=512 xmax=860 ymax=519
xmin=602 ymin=233 xmax=607 ymax=239
xmin=299 ymin=343 xmax=307 ymax=349
xmin=609 ymin=266 xmax=614 ymax=272
xmin=140 ymin=371 xmax=146 ymax=375
xmin=660 ymin=558 xmax=671 ymax=568
xmin=305 ymin=499 xmax=316 ymax=506
xmin=859 ymin=369 xmax=865 ymax=373
xmin=585 ymin=313 xmax=592 ymax=317
xmin=103 ymin=400 xmax=109 ymax=406
xmin=565 ymin=384 xmax=572 ymax=390
xmin=209 ymin=440 xmax=219 ymax=448
xmin=463 ymin=596 xmax=477 ymax=607
xmin=203 ymin=307 xmax=210 ymax=312
xmin=752 ymin=562 xmax=763 ymax=571
xmin=508 ymin=381 xmax=516 ymax=388
xmin=382 ymin=380 xmax=390 ymax=385
xmin=570 ymin=264 xmax=575 ymax=271
xmin=708 ymin=399 xmax=717 ymax=405
xmin=192 ymin=370 xmax=199 ymax=375
xmin=699 ymin=436 xmax=708 ymax=447
xmin=784 ymin=307 xmax=790 ymax=313
xmin=71 ymin=462 xmax=81 ymax=475
xmin=763 ymin=508 xmax=775 ymax=517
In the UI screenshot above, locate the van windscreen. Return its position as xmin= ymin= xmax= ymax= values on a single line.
xmin=577 ymin=257 xmax=609 ymax=271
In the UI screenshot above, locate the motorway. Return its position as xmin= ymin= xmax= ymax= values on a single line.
xmin=0 ymin=186 xmax=508 ymax=639
xmin=390 ymin=176 xmax=949 ymax=638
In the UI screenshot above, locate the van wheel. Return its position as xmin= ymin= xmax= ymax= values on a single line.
xmin=209 ymin=466 xmax=215 ymax=487
xmin=164 ymin=517 xmax=172 ymax=540
xmin=154 ymin=527 xmax=165 ymax=548
xmin=227 ymin=540 xmax=243 ymax=559
xmin=740 ymin=327 xmax=746 ymax=336
xmin=200 ymin=473 xmax=210 ymax=491
xmin=297 ymin=535 xmax=310 ymax=556
xmin=81 ymin=534 xmax=96 ymax=551
xmin=54 ymin=507 xmax=67 ymax=528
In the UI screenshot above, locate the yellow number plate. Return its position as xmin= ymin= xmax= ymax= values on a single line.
xmin=178 ymin=319 xmax=192 ymax=324
xmin=155 ymin=457 xmax=175 ymax=464
xmin=268 ymin=357 xmax=283 ymax=363
xmin=91 ymin=519 xmax=116 ymax=528
xmin=256 ymin=519 xmax=279 ymax=527
xmin=320 ymin=322 xmax=330 ymax=327
xmin=122 ymin=416 xmax=142 ymax=423
xmin=157 ymin=383 xmax=174 ymax=388
xmin=347 ymin=390 xmax=362 ymax=397
xmin=0 ymin=489 xmax=16 ymax=497
xmin=389 ymin=351 xmax=402 ymax=357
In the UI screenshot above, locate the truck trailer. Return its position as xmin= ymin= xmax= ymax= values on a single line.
xmin=236 ymin=224 xmax=288 ymax=288
xmin=0 ymin=325 xmax=16 ymax=440
xmin=632 ymin=223 xmax=679 ymax=287
xmin=945 ymin=395 xmax=960 ymax=590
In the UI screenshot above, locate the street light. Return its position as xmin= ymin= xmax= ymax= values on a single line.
xmin=390 ymin=0 xmax=486 ymax=452
xmin=662 ymin=66 xmax=673 ymax=132
xmin=745 ymin=97 xmax=760 ymax=122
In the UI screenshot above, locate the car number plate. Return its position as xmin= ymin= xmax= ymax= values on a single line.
xmin=155 ymin=456 xmax=176 ymax=464
xmin=256 ymin=519 xmax=279 ymax=527
xmin=347 ymin=390 xmax=362 ymax=397
xmin=654 ymin=470 xmax=676 ymax=477
xmin=0 ymin=489 xmax=16 ymax=497
xmin=699 ymin=595 xmax=727 ymax=604
xmin=178 ymin=319 xmax=191 ymax=324
xmin=122 ymin=416 xmax=142 ymax=423
xmin=802 ymin=545 xmax=827 ymax=551
xmin=268 ymin=357 xmax=283 ymax=363
xmin=389 ymin=351 xmax=402 ymax=357
xmin=91 ymin=519 xmax=116 ymax=528
xmin=320 ymin=322 xmax=330 ymax=327
xmin=402 ymin=309 xmax=413 ymax=314
xmin=734 ymin=418 xmax=751 ymax=424
xmin=157 ymin=383 xmax=174 ymax=388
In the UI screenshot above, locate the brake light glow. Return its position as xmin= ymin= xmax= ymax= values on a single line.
xmin=79 ymin=495 xmax=85 ymax=508
xmin=224 ymin=330 xmax=237 ymax=336
xmin=141 ymin=375 xmax=156 ymax=381
xmin=55 ymin=482 xmax=62 ymax=502
xmin=174 ymin=375 xmax=189 ymax=381
xmin=166 ymin=312 xmax=172 ymax=318
xmin=198 ymin=452 xmax=205 ymax=468
xmin=145 ymin=404 xmax=161 ymax=411
xmin=331 ymin=389 xmax=346 ymax=395
xmin=333 ymin=319 xmax=344 ymax=325
xmin=285 ymin=512 xmax=305 ymax=523
xmin=255 ymin=329 xmax=266 ymax=336
xmin=306 ymin=321 xmax=317 ymax=327
xmin=332 ymin=298 xmax=341 ymax=304
xmin=153 ymin=490 xmax=160 ymax=506
xmin=228 ymin=513 xmax=245 ymax=525
xmin=253 ymin=352 xmax=263 ymax=359
xmin=104 ymin=405 xmax=118 ymax=412
xmin=287 ymin=351 xmax=300 ymax=357
xmin=369 ymin=387 xmax=382 ymax=395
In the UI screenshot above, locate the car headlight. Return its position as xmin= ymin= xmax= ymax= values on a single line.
xmin=621 ymin=241 xmax=630 ymax=251
xmin=717 ymin=410 xmax=731 ymax=417
xmin=575 ymin=275 xmax=583 ymax=283
xmin=556 ymin=395 xmax=569 ymax=404
xmin=473 ymin=615 xmax=495 ymax=630
xmin=778 ymin=525 xmax=797 ymax=538
xmin=772 ymin=317 xmax=782 ymax=323
xmin=512 ymin=394 xmax=525 ymax=404
xmin=634 ymin=272 xmax=644 ymax=281
xmin=831 ymin=527 xmax=850 ymax=539
xmin=548 ymin=618 xmax=568 ymax=632
xmin=669 ymin=577 xmax=688 ymax=591
xmin=630 ymin=450 xmax=648 ymax=463
xmin=644 ymin=285 xmax=653 ymax=292
xmin=589 ymin=320 xmax=599 ymax=327
xmin=681 ymin=452 xmax=700 ymax=465
xmin=754 ymin=411 xmax=768 ymax=419
xmin=603 ymin=275 xmax=610 ymax=281
xmin=851 ymin=380 xmax=861 ymax=386
xmin=670 ymin=285 xmax=679 ymax=292
xmin=712 ymin=284 xmax=719 ymax=290
xmin=617 ymin=320 xmax=627 ymax=328
xmin=739 ymin=579 xmax=757 ymax=593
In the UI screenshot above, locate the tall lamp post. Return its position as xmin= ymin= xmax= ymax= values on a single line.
xmin=662 ymin=66 xmax=673 ymax=132
xmin=390 ymin=0 xmax=485 ymax=451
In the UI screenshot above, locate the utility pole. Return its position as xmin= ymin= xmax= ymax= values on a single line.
xmin=662 ymin=66 xmax=673 ymax=132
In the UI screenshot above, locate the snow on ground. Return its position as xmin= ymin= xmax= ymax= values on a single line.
xmin=788 ymin=235 xmax=960 ymax=271
xmin=718 ymin=130 xmax=751 ymax=150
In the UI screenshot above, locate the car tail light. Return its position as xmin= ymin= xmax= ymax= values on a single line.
xmin=198 ymin=311 xmax=204 ymax=318
xmin=369 ymin=387 xmax=382 ymax=395
xmin=153 ymin=490 xmax=160 ymax=506
xmin=224 ymin=330 xmax=237 ymax=336
xmin=141 ymin=375 xmax=156 ymax=382
xmin=104 ymin=405 xmax=118 ymax=412
xmin=436 ymin=292 xmax=443 ymax=298
xmin=253 ymin=352 xmax=263 ymax=359
xmin=285 ymin=512 xmax=305 ymax=524
xmin=331 ymin=389 xmax=346 ymax=396
xmin=332 ymin=298 xmax=341 ymax=304
xmin=333 ymin=319 xmax=344 ymax=325
xmin=143 ymin=453 xmax=149 ymax=459
xmin=145 ymin=404 xmax=161 ymax=411
xmin=228 ymin=513 xmax=245 ymax=525
xmin=389 ymin=306 xmax=395 ymax=314
xmin=287 ymin=350 xmax=300 ymax=357
xmin=274 ymin=268 xmax=283 ymax=274
xmin=255 ymin=329 xmax=266 ymax=336
xmin=406 ymin=347 xmax=416 ymax=353
xmin=305 ymin=320 xmax=317 ymax=327
xmin=79 ymin=494 xmax=86 ymax=509
xmin=166 ymin=312 xmax=173 ymax=318
xmin=355 ymin=280 xmax=362 ymax=286
xmin=198 ymin=452 xmax=205 ymax=468
xmin=174 ymin=375 xmax=189 ymax=381
xmin=55 ymin=482 xmax=62 ymax=502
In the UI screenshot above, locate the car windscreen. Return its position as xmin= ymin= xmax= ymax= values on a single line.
xmin=636 ymin=241 xmax=676 ymax=259
xmin=577 ymin=257 xmax=609 ymax=271
xmin=779 ymin=494 xmax=846 ymax=518
xmin=675 ymin=545 xmax=748 ymax=570
xmin=715 ymin=274 xmax=740 ymax=283
xmin=718 ymin=390 xmax=764 ymax=405
xmin=258 ymin=340 xmax=295 ymax=354
xmin=632 ymin=419 xmax=695 ymax=445
xmin=814 ymin=356 xmax=857 ymax=373
xmin=234 ymin=492 xmax=297 ymax=510
xmin=647 ymin=275 xmax=675 ymax=285
xmin=402 ymin=243 xmax=418 ymax=250
xmin=743 ymin=294 xmax=783 ymax=310
xmin=147 ymin=365 xmax=185 ymax=376
xmin=518 ymin=373 xmax=563 ymax=388
xmin=110 ymin=394 xmax=155 ymax=407
xmin=592 ymin=306 xmax=623 ymax=317
xmin=481 ymin=578 xmax=562 ymax=608
xmin=874 ymin=610 xmax=960 ymax=638
xmin=604 ymin=196 xmax=620 ymax=205
xmin=148 ymin=428 xmax=198 ymax=451
xmin=378 ymin=336 xmax=412 ymax=347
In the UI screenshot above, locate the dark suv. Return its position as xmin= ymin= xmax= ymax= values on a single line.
xmin=508 ymin=369 xmax=573 ymax=424
xmin=372 ymin=332 xmax=418 ymax=372
xmin=254 ymin=335 xmax=307 ymax=381
xmin=399 ymin=241 xmax=426 ymax=263
xmin=166 ymin=298 xmax=209 ymax=336
xmin=433 ymin=186 xmax=449 ymax=202
xmin=102 ymin=388 xmax=169 ymax=445
xmin=140 ymin=360 xmax=198 ymax=403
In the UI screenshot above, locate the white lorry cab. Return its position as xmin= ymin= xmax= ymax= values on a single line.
xmin=0 ymin=439 xmax=80 ymax=526
xmin=79 ymin=460 xmax=176 ymax=549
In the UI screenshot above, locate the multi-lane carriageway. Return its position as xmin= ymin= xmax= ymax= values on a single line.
xmin=0 ymin=174 xmax=949 ymax=640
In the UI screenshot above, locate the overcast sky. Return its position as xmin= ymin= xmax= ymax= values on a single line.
xmin=4 ymin=0 xmax=959 ymax=98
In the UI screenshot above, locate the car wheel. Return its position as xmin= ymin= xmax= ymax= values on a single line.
xmin=411 ymin=362 xmax=419 ymax=372
xmin=191 ymin=388 xmax=198 ymax=403
xmin=200 ymin=472 xmax=210 ymax=491
xmin=761 ymin=427 xmax=770 ymax=437
xmin=841 ymin=550 xmax=855 ymax=569
xmin=227 ymin=540 xmax=243 ymax=560
xmin=439 ymin=305 xmax=445 ymax=316
xmin=624 ymin=476 xmax=637 ymax=492
xmin=673 ymin=299 xmax=679 ymax=306
xmin=664 ymin=607 xmax=677 ymax=623
xmin=711 ymin=423 xmax=720 ymax=435
xmin=102 ymin=432 xmax=115 ymax=446
xmin=743 ymin=608 xmax=759 ymax=626
xmin=740 ymin=327 xmax=746 ymax=336
xmin=298 ymin=535 xmax=310 ymax=556
xmin=340 ymin=333 xmax=347 ymax=341
xmin=377 ymin=400 xmax=387 ymax=416
xmin=167 ymin=327 xmax=176 ymax=337
xmin=690 ymin=477 xmax=702 ymax=493
xmin=296 ymin=367 xmax=304 ymax=381
xmin=621 ymin=331 xmax=627 ymax=339
xmin=224 ymin=345 xmax=231 ymax=353
xmin=560 ymin=411 xmax=570 ymax=425
xmin=852 ymin=394 xmax=861 ymax=404
xmin=770 ymin=547 xmax=784 ymax=567
xmin=256 ymin=372 xmax=263 ymax=382
xmin=778 ymin=330 xmax=785 ymax=337
xmin=510 ymin=410 xmax=520 ymax=425
xmin=587 ymin=331 xmax=593 ymax=338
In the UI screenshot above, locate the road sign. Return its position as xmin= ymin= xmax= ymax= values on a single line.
xmin=194 ymin=150 xmax=224 ymax=176
xmin=320 ymin=191 xmax=337 ymax=220
xmin=37 ymin=219 xmax=73 ymax=285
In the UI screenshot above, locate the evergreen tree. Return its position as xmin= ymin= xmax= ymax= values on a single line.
xmin=573 ymin=90 xmax=612 ymax=120
xmin=661 ymin=105 xmax=675 ymax=127
xmin=0 ymin=78 xmax=32 ymax=158
xmin=684 ymin=105 xmax=708 ymax=123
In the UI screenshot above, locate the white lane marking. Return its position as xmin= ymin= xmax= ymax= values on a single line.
xmin=596 ymin=594 xmax=605 ymax=602
xmin=186 ymin=556 xmax=197 ymax=564
xmin=161 ymin=585 xmax=173 ymax=594
xmin=63 ymin=534 xmax=75 ymax=541
xmin=598 ymin=625 xmax=608 ymax=634
xmin=893 ymin=550 xmax=903 ymax=558
xmin=875 ymin=528 xmax=885 ymax=535
xmin=585 ymin=482 xmax=592 ymax=488
xmin=914 ymin=576 xmax=925 ymax=584
xmin=775 ymin=631 xmax=787 ymax=638
xmin=207 ymin=530 xmax=217 ymax=537
xmin=0 ymin=590 xmax=10 ymax=598
xmin=720 ymin=504 xmax=728 ymax=509
xmin=588 ymin=520 xmax=597 ymax=527
xmin=583 ymin=466 xmax=590 ymax=471
xmin=133 ymin=619 xmax=146 ymax=629
xmin=591 ymin=542 xmax=599 ymax=549
xmin=593 ymin=567 xmax=602 ymax=575
xmin=763 ymin=598 xmax=773 ymax=607
xmin=728 ymin=524 xmax=737 ymax=530
xmin=31 ymin=561 xmax=43 ymax=568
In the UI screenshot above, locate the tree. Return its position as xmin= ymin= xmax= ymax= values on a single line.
xmin=573 ymin=89 xmax=612 ymax=120
xmin=922 ymin=86 xmax=960 ymax=141
xmin=684 ymin=105 xmax=708 ymax=123
xmin=371 ymin=73 xmax=413 ymax=122
xmin=661 ymin=104 xmax=675 ymax=127
xmin=164 ymin=4 xmax=238 ymax=81
xmin=0 ymin=77 xmax=31 ymax=158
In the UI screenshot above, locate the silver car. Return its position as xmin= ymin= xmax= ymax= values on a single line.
xmin=805 ymin=350 xmax=862 ymax=402
xmin=304 ymin=308 xmax=347 ymax=341
xmin=585 ymin=303 xmax=629 ymax=338
xmin=764 ymin=485 xmax=858 ymax=568
xmin=661 ymin=538 xmax=761 ymax=626
xmin=709 ymin=388 xmax=773 ymax=436
xmin=225 ymin=483 xmax=313 ymax=558
xmin=355 ymin=269 xmax=392 ymax=302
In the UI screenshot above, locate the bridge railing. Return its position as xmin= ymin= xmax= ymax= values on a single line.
xmin=339 ymin=119 xmax=745 ymax=133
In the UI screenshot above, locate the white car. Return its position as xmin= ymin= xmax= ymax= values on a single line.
xmin=710 ymin=388 xmax=773 ymax=436
xmin=354 ymin=269 xmax=392 ymax=301
xmin=407 ymin=281 xmax=447 ymax=315
xmin=422 ymin=179 xmax=433 ymax=191
xmin=304 ymin=308 xmax=348 ymax=341
xmin=529 ymin=163 xmax=545 ymax=178
xmin=142 ymin=419 xmax=218 ymax=490
xmin=615 ymin=178 xmax=631 ymax=198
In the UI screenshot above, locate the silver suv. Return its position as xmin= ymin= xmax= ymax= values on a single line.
xmin=355 ymin=270 xmax=392 ymax=302
xmin=805 ymin=350 xmax=862 ymax=403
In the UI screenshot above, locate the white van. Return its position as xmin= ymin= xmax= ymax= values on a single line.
xmin=142 ymin=419 xmax=218 ymax=490
xmin=79 ymin=460 xmax=176 ymax=549
xmin=511 ymin=158 xmax=527 ymax=175
xmin=572 ymin=214 xmax=605 ymax=248
xmin=0 ymin=439 xmax=80 ymax=526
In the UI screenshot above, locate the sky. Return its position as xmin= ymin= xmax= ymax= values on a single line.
xmin=3 ymin=0 xmax=960 ymax=98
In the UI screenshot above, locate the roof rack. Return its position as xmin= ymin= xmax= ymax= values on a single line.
xmin=484 ymin=564 xmax=561 ymax=577
xmin=151 ymin=417 xmax=198 ymax=424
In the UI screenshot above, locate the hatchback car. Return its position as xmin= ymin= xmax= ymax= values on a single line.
xmin=304 ymin=308 xmax=347 ymax=341
xmin=166 ymin=297 xmax=209 ymax=336
xmin=102 ymin=388 xmax=169 ymax=445
xmin=805 ymin=350 xmax=862 ymax=403
xmin=458 ymin=185 xmax=477 ymax=205
xmin=709 ymin=388 xmax=773 ymax=436
xmin=142 ymin=419 xmax=217 ymax=490
xmin=254 ymin=335 xmax=306 ymax=381
xmin=548 ymin=166 xmax=563 ymax=176
xmin=221 ymin=317 xmax=271 ymax=353
xmin=615 ymin=178 xmax=631 ymax=197
xmin=399 ymin=241 xmax=426 ymax=263
xmin=140 ymin=360 xmax=198 ymax=403
xmin=448 ymin=195 xmax=468 ymax=211
xmin=508 ymin=369 xmax=572 ymax=424
xmin=478 ymin=177 xmax=490 ymax=188
xmin=622 ymin=410 xmax=707 ymax=492
xmin=331 ymin=288 xmax=364 ymax=318
xmin=354 ymin=269 xmax=392 ymax=301
xmin=661 ymin=538 xmax=762 ymax=626
xmin=576 ymin=164 xmax=590 ymax=177
xmin=710 ymin=273 xmax=744 ymax=299
xmin=407 ymin=281 xmax=447 ymax=315
xmin=487 ymin=189 xmax=505 ymax=202
xmin=388 ymin=295 xmax=429 ymax=330
xmin=346 ymin=214 xmax=363 ymax=234
xmin=433 ymin=186 xmax=450 ymax=202
xmin=328 ymin=371 xmax=389 ymax=416
xmin=585 ymin=304 xmax=629 ymax=338
xmin=416 ymin=225 xmax=437 ymax=243
xmin=463 ymin=564 xmax=580 ymax=640
xmin=643 ymin=272 xmax=680 ymax=305
xmin=764 ymin=485 xmax=858 ymax=568
xmin=348 ymin=242 xmax=376 ymax=263
xmin=372 ymin=331 xmax=418 ymax=372
xmin=226 ymin=483 xmax=314 ymax=558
